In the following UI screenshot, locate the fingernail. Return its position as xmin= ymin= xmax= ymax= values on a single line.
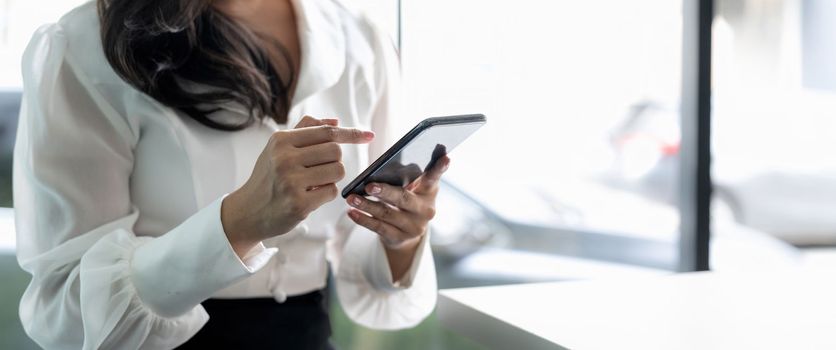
xmin=368 ymin=184 xmax=381 ymax=195
xmin=350 ymin=196 xmax=362 ymax=207
xmin=441 ymin=161 xmax=450 ymax=173
xmin=363 ymin=131 xmax=375 ymax=140
xmin=348 ymin=210 xmax=359 ymax=219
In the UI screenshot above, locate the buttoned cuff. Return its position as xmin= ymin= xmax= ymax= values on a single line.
xmin=131 ymin=194 xmax=277 ymax=317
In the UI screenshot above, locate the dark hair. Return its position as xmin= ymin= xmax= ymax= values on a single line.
xmin=97 ymin=0 xmax=294 ymax=130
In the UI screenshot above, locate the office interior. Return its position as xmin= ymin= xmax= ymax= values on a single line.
xmin=2 ymin=0 xmax=836 ymax=348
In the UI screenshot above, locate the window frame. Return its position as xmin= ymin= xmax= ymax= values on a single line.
xmin=678 ymin=0 xmax=713 ymax=272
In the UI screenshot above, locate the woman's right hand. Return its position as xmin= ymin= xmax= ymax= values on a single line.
xmin=220 ymin=116 xmax=375 ymax=257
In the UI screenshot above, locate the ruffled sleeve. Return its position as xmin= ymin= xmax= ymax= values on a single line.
xmin=334 ymin=224 xmax=437 ymax=330
xmin=14 ymin=24 xmax=275 ymax=350
xmin=331 ymin=17 xmax=437 ymax=330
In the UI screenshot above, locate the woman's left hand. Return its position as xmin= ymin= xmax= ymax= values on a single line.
xmin=346 ymin=156 xmax=450 ymax=282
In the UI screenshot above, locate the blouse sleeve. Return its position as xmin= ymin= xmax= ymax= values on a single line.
xmin=331 ymin=21 xmax=437 ymax=330
xmin=14 ymin=24 xmax=276 ymax=350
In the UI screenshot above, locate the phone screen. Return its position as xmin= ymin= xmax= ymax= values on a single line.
xmin=342 ymin=116 xmax=485 ymax=197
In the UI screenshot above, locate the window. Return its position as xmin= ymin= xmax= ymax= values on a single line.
xmin=710 ymin=0 xmax=836 ymax=269
xmin=1 ymin=0 xmax=88 ymax=88
xmin=401 ymin=0 xmax=685 ymax=286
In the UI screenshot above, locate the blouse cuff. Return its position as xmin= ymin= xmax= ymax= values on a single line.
xmin=335 ymin=225 xmax=437 ymax=330
xmin=369 ymin=233 xmax=428 ymax=290
xmin=215 ymin=196 xmax=277 ymax=273
xmin=130 ymin=195 xmax=277 ymax=318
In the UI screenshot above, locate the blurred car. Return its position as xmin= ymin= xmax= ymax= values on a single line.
xmin=604 ymin=98 xmax=836 ymax=247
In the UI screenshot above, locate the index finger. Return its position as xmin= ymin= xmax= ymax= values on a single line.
xmin=294 ymin=115 xmax=340 ymax=129
xmin=288 ymin=125 xmax=375 ymax=147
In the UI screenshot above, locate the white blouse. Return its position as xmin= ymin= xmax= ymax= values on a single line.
xmin=13 ymin=1 xmax=437 ymax=349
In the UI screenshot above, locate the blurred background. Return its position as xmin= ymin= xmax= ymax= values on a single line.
xmin=2 ymin=0 xmax=836 ymax=349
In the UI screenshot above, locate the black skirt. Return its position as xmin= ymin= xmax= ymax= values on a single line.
xmin=177 ymin=289 xmax=333 ymax=350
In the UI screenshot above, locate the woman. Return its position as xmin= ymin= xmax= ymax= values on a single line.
xmin=14 ymin=0 xmax=444 ymax=348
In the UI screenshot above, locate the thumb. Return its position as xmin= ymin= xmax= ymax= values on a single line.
xmin=414 ymin=156 xmax=450 ymax=193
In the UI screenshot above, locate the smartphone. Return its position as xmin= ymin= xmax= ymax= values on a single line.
xmin=341 ymin=114 xmax=486 ymax=198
